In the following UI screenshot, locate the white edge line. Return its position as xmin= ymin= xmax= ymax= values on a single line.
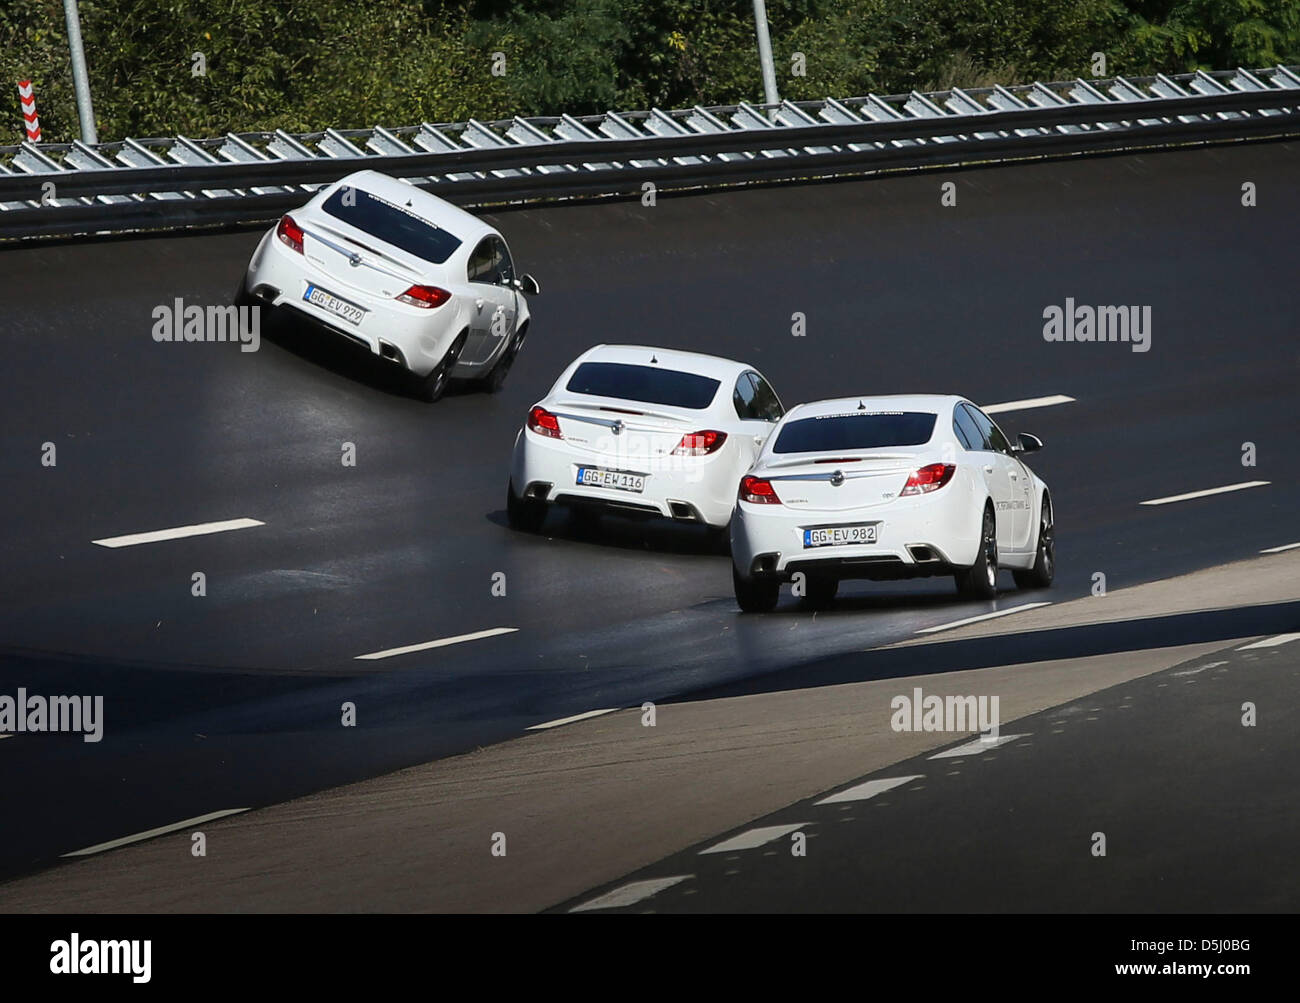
xmin=1260 ymin=542 xmax=1300 ymax=554
xmin=92 ymin=518 xmax=264 ymax=548
xmin=61 ymin=808 xmax=250 ymax=857
xmin=815 ymin=774 xmax=924 ymax=805
xmin=981 ymin=394 xmax=1075 ymax=415
xmin=526 ymin=708 xmax=620 ymax=731
xmin=1140 ymin=481 xmax=1270 ymax=506
xmin=916 ymin=601 xmax=1051 ymax=635
xmin=569 ymin=875 xmax=693 ymax=912
xmin=1237 ymin=633 xmax=1300 ymax=651
xmin=355 ymin=627 xmax=518 ymax=660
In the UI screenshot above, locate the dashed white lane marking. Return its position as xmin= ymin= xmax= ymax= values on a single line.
xmin=916 ymin=602 xmax=1051 ymax=635
xmin=92 ymin=518 xmax=264 ymax=548
xmin=1260 ymin=542 xmax=1300 ymax=554
xmin=0 ymin=734 xmax=12 ymax=741
xmin=569 ymin=875 xmax=692 ymax=912
xmin=815 ymin=775 xmax=923 ymax=805
xmin=1139 ymin=481 xmax=1270 ymax=506
xmin=526 ymin=708 xmax=620 ymax=731
xmin=62 ymin=809 xmax=249 ymax=857
xmin=982 ymin=394 xmax=1075 ymax=415
xmin=1173 ymin=660 xmax=1228 ymax=677
xmin=929 ymin=733 xmax=1030 ymax=760
xmin=355 ymin=627 xmax=518 ymax=660
xmin=1238 ymin=633 xmax=1300 ymax=651
xmin=700 ymin=823 xmax=811 ymax=855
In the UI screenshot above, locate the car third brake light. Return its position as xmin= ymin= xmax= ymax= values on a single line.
xmin=527 ymin=406 xmax=563 ymax=439
xmin=276 ymin=214 xmax=304 ymax=254
xmin=671 ymin=430 xmax=727 ymax=456
xmin=739 ymin=475 xmax=781 ymax=504
xmin=396 ymin=285 xmax=451 ymax=308
xmin=900 ymin=462 xmax=956 ymax=496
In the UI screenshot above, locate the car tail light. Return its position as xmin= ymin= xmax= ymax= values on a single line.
xmin=739 ymin=475 xmax=781 ymax=504
xmin=900 ymin=462 xmax=956 ymax=496
xmin=671 ymin=430 xmax=727 ymax=456
xmin=527 ymin=406 xmax=563 ymax=439
xmin=396 ymin=285 xmax=451 ymax=309
xmin=276 ymin=214 xmax=304 ymax=254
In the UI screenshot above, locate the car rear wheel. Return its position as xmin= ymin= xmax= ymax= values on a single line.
xmin=734 ymin=567 xmax=780 ymax=613
xmin=800 ymin=576 xmax=838 ymax=609
xmin=506 ymin=479 xmax=547 ymax=533
xmin=956 ymin=506 xmax=998 ymax=599
xmin=233 ymin=276 xmax=255 ymax=309
xmin=413 ymin=329 xmax=468 ymax=403
xmin=1013 ymin=496 xmax=1054 ymax=589
xmin=478 ymin=323 xmax=526 ymax=394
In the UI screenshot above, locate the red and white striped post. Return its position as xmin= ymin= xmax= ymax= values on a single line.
xmin=17 ymin=80 xmax=41 ymax=142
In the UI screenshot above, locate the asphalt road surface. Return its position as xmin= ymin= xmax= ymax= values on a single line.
xmin=1 ymin=139 xmax=1296 ymax=888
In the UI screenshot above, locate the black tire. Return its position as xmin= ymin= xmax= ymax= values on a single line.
xmin=413 ymin=329 xmax=468 ymax=403
xmin=733 ymin=566 xmax=780 ymax=613
xmin=506 ymin=479 xmax=547 ymax=533
xmin=800 ymin=576 xmax=838 ymax=609
xmin=956 ymin=505 xmax=999 ymax=599
xmin=706 ymin=518 xmax=732 ymax=555
xmin=1013 ymin=496 xmax=1055 ymax=590
xmin=478 ymin=323 xmax=527 ymax=394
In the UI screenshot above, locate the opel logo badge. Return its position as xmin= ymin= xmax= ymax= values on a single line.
xmin=611 ymin=420 xmax=624 ymax=436
xmin=830 ymin=470 xmax=845 ymax=487
xmin=348 ymin=252 xmax=362 ymax=267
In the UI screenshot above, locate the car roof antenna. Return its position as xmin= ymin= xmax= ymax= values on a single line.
xmin=650 ymin=354 xmax=658 ymax=364
xmin=858 ymin=399 xmax=866 ymax=410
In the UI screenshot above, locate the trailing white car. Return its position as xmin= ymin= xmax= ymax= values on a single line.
xmin=236 ymin=169 xmax=539 ymax=401
xmin=729 ymin=395 xmax=1055 ymax=612
xmin=507 ymin=345 xmax=785 ymax=535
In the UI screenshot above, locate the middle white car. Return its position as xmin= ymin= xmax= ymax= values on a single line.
xmin=507 ymin=345 xmax=784 ymax=535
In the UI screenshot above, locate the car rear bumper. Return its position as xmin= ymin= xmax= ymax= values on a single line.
xmin=246 ymin=231 xmax=473 ymax=377
xmin=730 ymin=486 xmax=983 ymax=580
xmin=511 ymin=428 xmax=737 ymax=527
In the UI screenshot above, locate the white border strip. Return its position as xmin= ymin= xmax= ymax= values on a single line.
xmin=916 ymin=602 xmax=1051 ymax=635
xmin=1140 ymin=481 xmax=1269 ymax=506
xmin=62 ymin=809 xmax=249 ymax=857
xmin=526 ymin=708 xmax=620 ymax=731
xmin=92 ymin=518 xmax=264 ymax=548
xmin=982 ymin=394 xmax=1075 ymax=415
xmin=1260 ymin=542 xmax=1300 ymax=554
xmin=1238 ymin=633 xmax=1300 ymax=651
xmin=355 ymin=627 xmax=518 ymax=660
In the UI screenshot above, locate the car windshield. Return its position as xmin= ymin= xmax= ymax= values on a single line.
xmin=322 ymin=186 xmax=462 ymax=264
xmin=565 ymin=362 xmax=721 ymax=410
xmin=773 ymin=411 xmax=937 ymax=453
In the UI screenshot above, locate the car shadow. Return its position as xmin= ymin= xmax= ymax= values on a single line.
xmin=259 ymin=306 xmax=477 ymax=401
xmin=486 ymin=507 xmax=729 ymax=557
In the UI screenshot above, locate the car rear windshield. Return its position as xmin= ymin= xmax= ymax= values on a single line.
xmin=565 ymin=362 xmax=721 ymax=410
xmin=322 ymin=186 xmax=462 ymax=264
xmin=773 ymin=411 xmax=937 ymax=453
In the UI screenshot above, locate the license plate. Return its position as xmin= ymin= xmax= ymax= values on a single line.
xmin=304 ymin=284 xmax=365 ymax=326
xmin=577 ymin=467 xmax=645 ymax=493
xmin=804 ymin=524 xmax=878 ymax=548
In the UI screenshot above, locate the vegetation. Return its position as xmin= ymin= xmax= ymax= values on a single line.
xmin=3 ymin=0 xmax=1297 ymax=142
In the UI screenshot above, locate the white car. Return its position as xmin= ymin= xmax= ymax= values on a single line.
xmin=506 ymin=345 xmax=785 ymax=535
xmin=730 ymin=394 xmax=1055 ymax=612
xmin=236 ymin=169 xmax=539 ymax=401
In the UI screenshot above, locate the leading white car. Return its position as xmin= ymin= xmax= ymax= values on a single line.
xmin=506 ymin=345 xmax=785 ymax=536
xmin=236 ymin=169 xmax=539 ymax=401
xmin=730 ymin=394 xmax=1055 ymax=612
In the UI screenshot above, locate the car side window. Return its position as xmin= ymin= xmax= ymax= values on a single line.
xmin=954 ymin=405 xmax=985 ymax=450
xmin=733 ymin=372 xmax=760 ymax=420
xmin=749 ymin=372 xmax=784 ymax=422
xmin=467 ymin=237 xmax=495 ymax=283
xmin=493 ymin=237 xmax=515 ymax=285
xmin=966 ymin=404 xmax=1012 ymax=454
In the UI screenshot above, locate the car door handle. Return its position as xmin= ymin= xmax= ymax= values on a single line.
xmin=753 ymin=435 xmax=766 ymax=446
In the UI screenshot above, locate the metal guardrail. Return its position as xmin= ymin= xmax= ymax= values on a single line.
xmin=2 ymin=65 xmax=1298 ymax=239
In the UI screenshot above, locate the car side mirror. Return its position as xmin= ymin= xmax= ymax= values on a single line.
xmin=518 ymin=274 xmax=540 ymax=296
xmin=1015 ymin=432 xmax=1043 ymax=454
